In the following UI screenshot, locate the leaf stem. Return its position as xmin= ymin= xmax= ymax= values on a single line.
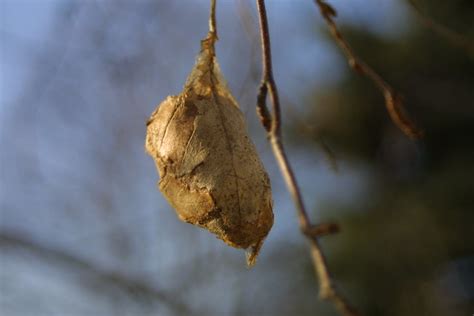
xmin=209 ymin=0 xmax=218 ymax=40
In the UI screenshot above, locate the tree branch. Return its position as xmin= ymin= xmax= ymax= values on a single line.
xmin=255 ymin=1 xmax=359 ymax=315
xmin=407 ymin=0 xmax=474 ymax=60
xmin=314 ymin=0 xmax=423 ymax=139
xmin=0 ymin=231 xmax=191 ymax=314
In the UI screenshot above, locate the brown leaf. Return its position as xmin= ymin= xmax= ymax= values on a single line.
xmin=145 ymin=37 xmax=274 ymax=266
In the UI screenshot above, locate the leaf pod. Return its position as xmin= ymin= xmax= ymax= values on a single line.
xmin=145 ymin=37 xmax=273 ymax=266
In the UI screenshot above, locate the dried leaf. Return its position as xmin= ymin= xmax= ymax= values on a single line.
xmin=145 ymin=37 xmax=273 ymax=266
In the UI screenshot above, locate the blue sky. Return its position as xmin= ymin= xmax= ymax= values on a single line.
xmin=0 ymin=0 xmax=413 ymax=111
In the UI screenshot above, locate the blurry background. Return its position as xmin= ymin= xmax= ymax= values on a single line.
xmin=1 ymin=0 xmax=473 ymax=315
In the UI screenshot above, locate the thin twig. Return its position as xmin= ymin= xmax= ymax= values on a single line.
xmin=209 ymin=0 xmax=217 ymax=39
xmin=202 ymin=0 xmax=218 ymax=55
xmin=407 ymin=0 xmax=474 ymax=60
xmin=255 ymin=1 xmax=359 ymax=315
xmin=314 ymin=0 xmax=423 ymax=139
xmin=0 ymin=232 xmax=191 ymax=314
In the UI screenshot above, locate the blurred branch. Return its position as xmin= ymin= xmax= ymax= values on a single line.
xmin=299 ymin=120 xmax=339 ymax=172
xmin=407 ymin=0 xmax=474 ymax=60
xmin=314 ymin=0 xmax=423 ymax=139
xmin=0 ymin=231 xmax=190 ymax=314
xmin=315 ymin=131 xmax=339 ymax=172
xmin=255 ymin=1 xmax=359 ymax=315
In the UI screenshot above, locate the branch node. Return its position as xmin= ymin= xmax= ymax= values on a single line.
xmin=257 ymin=82 xmax=272 ymax=132
xmin=319 ymin=284 xmax=336 ymax=300
xmin=384 ymin=92 xmax=424 ymax=139
xmin=303 ymin=223 xmax=340 ymax=238
xmin=348 ymin=59 xmax=364 ymax=74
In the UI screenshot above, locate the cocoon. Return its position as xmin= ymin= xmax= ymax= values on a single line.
xmin=145 ymin=37 xmax=273 ymax=265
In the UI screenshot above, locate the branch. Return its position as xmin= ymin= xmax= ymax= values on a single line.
xmin=255 ymin=1 xmax=359 ymax=315
xmin=0 ymin=231 xmax=190 ymax=314
xmin=314 ymin=0 xmax=423 ymax=139
xmin=407 ymin=0 xmax=474 ymax=60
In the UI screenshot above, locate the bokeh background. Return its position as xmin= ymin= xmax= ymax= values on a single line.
xmin=1 ymin=0 xmax=473 ymax=315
